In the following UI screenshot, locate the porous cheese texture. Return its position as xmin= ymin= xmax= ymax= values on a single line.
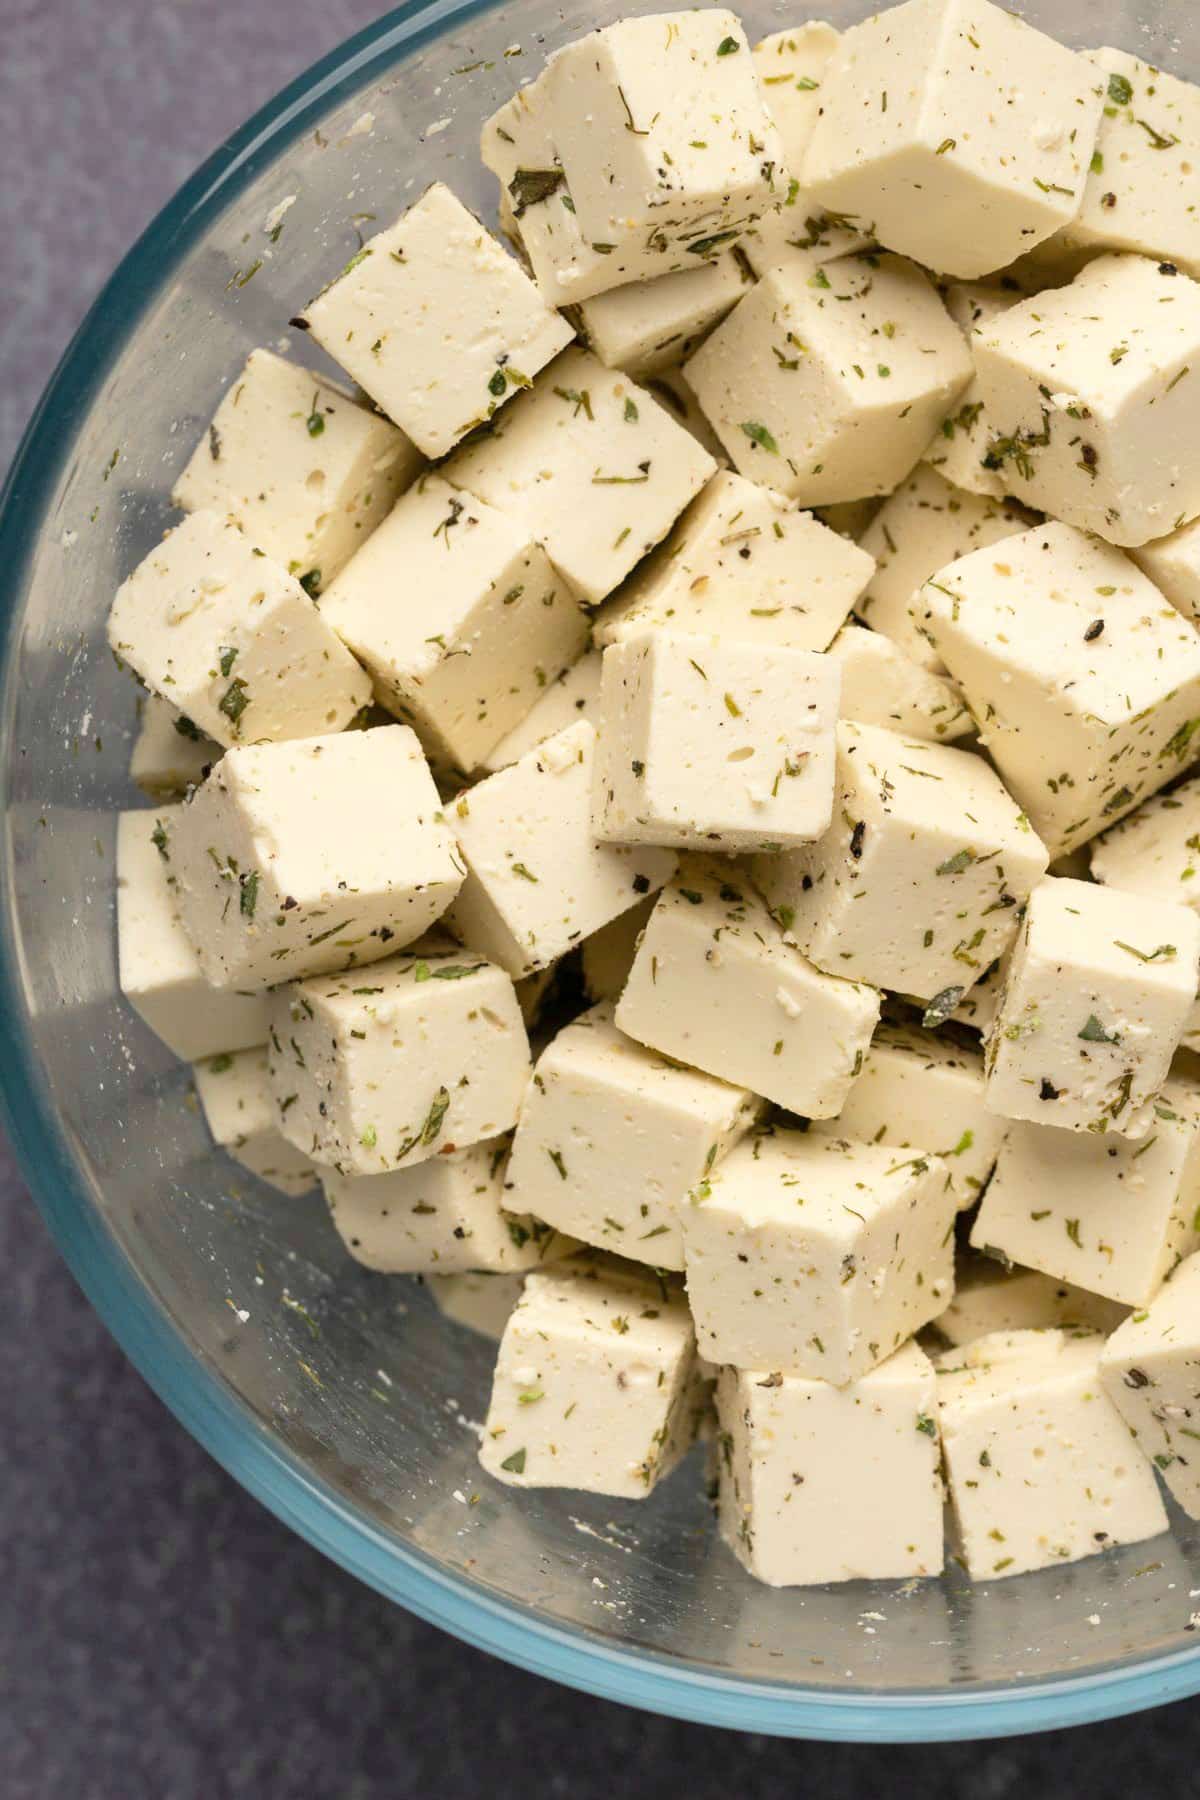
xmin=192 ymin=1046 xmax=316 ymax=1197
xmin=295 ymin=182 xmax=573 ymax=459
xmin=681 ymin=1127 xmax=956 ymax=1384
xmin=479 ymin=1261 xmax=698 ymax=1496
xmin=166 ymin=727 xmax=465 ymax=990
xmin=614 ymin=858 xmax=880 ymax=1118
xmin=267 ymin=944 xmax=530 ymax=1177
xmin=918 ymin=519 xmax=1200 ymax=854
xmin=430 ymin=1270 xmax=527 ymax=1341
xmin=750 ymin=719 xmax=1048 ymax=1002
xmin=116 ymin=809 xmax=269 ymax=1061
xmin=1099 ymin=1253 xmax=1200 ymax=1518
xmin=446 ymin=719 xmax=676 ymax=979
xmin=936 ymin=1329 xmax=1168 ymax=1581
xmin=715 ymin=1342 xmax=944 ymax=1586
xmin=593 ymin=469 xmax=874 ymax=653
xmin=577 ymin=253 xmax=750 ymax=378
xmin=445 ymin=348 xmax=716 ymax=605
xmin=1130 ymin=515 xmax=1200 ymax=626
xmin=982 ymin=876 xmax=1200 ymax=1138
xmin=171 ymin=348 xmax=420 ymax=591
xmin=800 ymin=0 xmax=1103 ymax=280
xmin=129 ymin=694 xmax=219 ymax=800
xmin=107 ymin=512 xmax=372 ymax=748
xmin=825 ymin=623 xmax=972 ymax=742
xmin=932 ymin=1257 xmax=1128 ymax=1346
xmin=970 ymin=1075 xmax=1200 ymax=1305
xmin=685 ymin=249 xmax=972 ymax=504
xmin=973 ymin=254 xmax=1200 ymax=547
xmin=923 ymin=282 xmax=1025 ymax=500
xmin=1091 ymin=773 xmax=1200 ymax=915
xmin=579 ymin=895 xmax=656 ymax=1003
xmin=501 ymin=1000 xmax=763 ymax=1271
xmin=592 ymin=628 xmax=840 ymax=852
xmin=318 ymin=475 xmax=589 ymax=776
xmin=478 ymin=650 xmax=603 ymax=775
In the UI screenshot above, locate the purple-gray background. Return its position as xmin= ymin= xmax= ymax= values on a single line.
xmin=3 ymin=2 xmax=1199 ymax=1793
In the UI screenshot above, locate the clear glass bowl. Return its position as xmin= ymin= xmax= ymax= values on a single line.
xmin=4 ymin=0 xmax=1200 ymax=1742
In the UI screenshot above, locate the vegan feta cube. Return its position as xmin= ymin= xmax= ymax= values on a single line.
xmin=1131 ymin=514 xmax=1200 ymax=627
xmin=192 ymin=1045 xmax=316 ymax=1197
xmin=295 ymin=183 xmax=573 ymax=459
xmin=171 ymin=348 xmax=420 ymax=591
xmin=1099 ymin=1253 xmax=1200 ymax=1518
xmin=923 ymin=282 xmax=1025 ymax=500
xmin=685 ymin=250 xmax=972 ymax=504
xmin=615 ymin=858 xmax=880 ymax=1118
xmin=107 ymin=512 xmax=373 ymax=748
xmin=267 ymin=943 xmax=530 ymax=1177
xmin=430 ymin=1270 xmax=527 ymax=1341
xmin=825 ymin=623 xmax=972 ymax=742
xmin=592 ymin=628 xmax=840 ymax=853
xmin=932 ymin=1256 xmax=1128 ymax=1346
xmin=715 ymin=1342 xmax=944 ymax=1586
xmin=937 ymin=1328 xmax=1168 ymax=1580
xmin=446 ymin=719 xmax=676 ymax=979
xmin=478 ymin=650 xmax=602 ymax=776
xmin=1091 ymin=774 xmax=1200 ymax=914
xmin=579 ymin=894 xmax=656 ymax=1003
xmin=919 ymin=520 xmax=1200 ymax=853
xmin=681 ymin=1127 xmax=957 ymax=1384
xmin=167 ymin=727 xmax=464 ymax=990
xmin=129 ymin=694 xmax=219 ymax=799
xmin=800 ymin=0 xmax=1102 ymax=280
xmin=750 ymin=719 xmax=1048 ymax=1002
xmin=578 ymin=254 xmax=749 ymax=378
xmin=983 ymin=877 xmax=1200 ymax=1137
xmin=501 ymin=1000 xmax=762 ymax=1271
xmin=319 ymin=475 xmax=588 ymax=775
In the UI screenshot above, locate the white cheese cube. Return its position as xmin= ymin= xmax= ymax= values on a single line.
xmin=446 ymin=720 xmax=675 ymax=980
xmin=267 ymin=943 xmax=530 ymax=1177
xmin=1092 ymin=774 xmax=1200 ymax=915
xmin=971 ymin=1075 xmax=1200 ymax=1304
xmin=984 ymin=877 xmax=1200 ymax=1138
xmin=856 ymin=464 xmax=1029 ymax=670
xmin=919 ymin=519 xmax=1200 ymax=854
xmin=430 ymin=1270 xmax=527 ymax=1341
xmin=716 ymin=1343 xmax=943 ymax=1586
xmin=615 ymin=858 xmax=879 ymax=1119
xmin=751 ymin=719 xmax=1048 ymax=1002
xmin=937 ymin=1329 xmax=1168 ymax=1580
xmin=593 ymin=629 xmax=840 ymax=853
xmin=685 ymin=250 xmax=971 ymax=504
xmin=295 ymin=183 xmax=573 ymax=459
xmin=116 ymin=809 xmax=269 ymax=1062
xmin=129 ymin=695 xmax=219 ymax=800
xmin=800 ymin=0 xmax=1102 ymax=280
xmin=826 ymin=623 xmax=972 ymax=742
xmin=192 ymin=1046 xmax=316 ymax=1197
xmin=107 ymin=512 xmax=372 ymax=749
xmin=974 ymin=255 xmax=1200 ymax=546
xmin=166 ymin=727 xmax=464 ymax=990
xmin=811 ymin=1019 xmax=1001 ymax=1210
xmin=1131 ymin=515 xmax=1200 ymax=628
xmin=579 ymin=895 xmax=656 ymax=1003
xmin=922 ymin=282 xmax=1025 ymax=500
xmin=1099 ymin=1253 xmax=1200 ymax=1518
xmin=478 ymin=650 xmax=602 ymax=776
xmin=753 ymin=22 xmax=841 ymax=173
xmin=319 ymin=476 xmax=588 ymax=775
xmin=502 ymin=1000 xmax=762 ymax=1271
xmin=933 ymin=1258 xmax=1128 ymax=1346
xmin=578 ymin=254 xmax=750 ymax=378
xmin=171 ymin=348 xmax=420 ymax=591
xmin=593 ymin=469 xmax=873 ymax=654
xmin=739 ymin=210 xmax=874 ymax=281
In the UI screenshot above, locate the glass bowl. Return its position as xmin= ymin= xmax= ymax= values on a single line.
xmin=4 ymin=0 xmax=1200 ymax=1743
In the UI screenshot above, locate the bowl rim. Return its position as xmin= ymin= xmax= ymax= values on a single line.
xmin=4 ymin=0 xmax=1200 ymax=1742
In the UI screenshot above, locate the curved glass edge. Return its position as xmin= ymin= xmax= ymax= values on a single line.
xmin=2 ymin=0 xmax=1200 ymax=1742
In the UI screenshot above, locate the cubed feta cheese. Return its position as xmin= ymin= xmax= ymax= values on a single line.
xmin=578 ymin=253 xmax=750 ymax=378
xmin=1099 ymin=1252 xmax=1200 ymax=1517
xmin=932 ymin=1256 xmax=1128 ymax=1346
xmin=430 ymin=1270 xmax=527 ymax=1340
xmin=1092 ymin=773 xmax=1200 ymax=913
xmin=825 ymin=623 xmax=973 ymax=741
xmin=478 ymin=650 xmax=603 ymax=776
xmin=579 ymin=895 xmax=656 ymax=1003
xmin=129 ymin=694 xmax=219 ymax=800
xmin=923 ymin=282 xmax=1025 ymax=499
xmin=1131 ymin=514 xmax=1200 ymax=627
xmin=193 ymin=1045 xmax=316 ymax=1196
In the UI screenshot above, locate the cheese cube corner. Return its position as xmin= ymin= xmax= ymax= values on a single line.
xmin=478 ymin=650 xmax=603 ymax=776
xmin=193 ymin=1045 xmax=316 ymax=1196
xmin=826 ymin=623 xmax=973 ymax=742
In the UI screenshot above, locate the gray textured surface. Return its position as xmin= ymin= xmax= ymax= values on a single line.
xmin=4 ymin=2 xmax=1200 ymax=1794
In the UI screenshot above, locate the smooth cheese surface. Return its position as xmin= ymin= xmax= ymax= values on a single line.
xmin=578 ymin=253 xmax=750 ymax=379
xmin=923 ymin=282 xmax=1025 ymax=499
xmin=1091 ymin=773 xmax=1200 ymax=915
xmin=430 ymin=1270 xmax=527 ymax=1341
xmin=193 ymin=1045 xmax=316 ymax=1197
xmin=1131 ymin=514 xmax=1200 ymax=625
xmin=933 ymin=1258 xmax=1128 ymax=1346
xmin=478 ymin=650 xmax=603 ymax=776
xmin=1100 ymin=1253 xmax=1200 ymax=1519
xmin=826 ymin=622 xmax=972 ymax=742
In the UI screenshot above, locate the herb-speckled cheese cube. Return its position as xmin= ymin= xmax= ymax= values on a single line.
xmin=1130 ymin=515 xmax=1200 ymax=627
xmin=171 ymin=349 xmax=421 ymax=592
xmin=295 ymin=183 xmax=573 ymax=460
xmin=919 ymin=520 xmax=1200 ymax=854
xmin=751 ymin=719 xmax=1048 ymax=1002
xmin=973 ymin=255 xmax=1200 ymax=546
xmin=578 ymin=254 xmax=750 ymax=379
xmin=983 ymin=878 xmax=1200 ymax=1138
xmin=593 ymin=469 xmax=874 ymax=653
xmin=579 ymin=895 xmax=656 ymax=1004
xmin=593 ymin=628 xmax=840 ymax=853
xmin=615 ymin=858 xmax=879 ymax=1118
xmin=129 ymin=694 xmax=219 ymax=800
xmin=937 ymin=1329 xmax=1168 ymax=1580
xmin=193 ymin=1046 xmax=316 ymax=1197
xmin=1091 ymin=774 xmax=1200 ymax=915
xmin=167 ymin=727 xmax=464 ymax=990
xmin=932 ymin=1257 xmax=1128 ymax=1346
xmin=430 ymin=1270 xmax=527 ymax=1341
xmin=923 ymin=283 xmax=1024 ymax=500
xmin=1100 ymin=1253 xmax=1200 ymax=1518
xmin=716 ymin=1342 xmax=944 ymax=1586
xmin=479 ymin=1261 xmax=698 ymax=1496
xmin=117 ymin=809 xmax=269 ymax=1061
xmin=319 ymin=476 xmax=589 ymax=776
xmin=478 ymin=650 xmax=602 ymax=776
xmin=800 ymin=0 xmax=1102 ymax=280
xmin=681 ymin=1128 xmax=956 ymax=1384
xmin=267 ymin=945 xmax=530 ymax=1177
xmin=446 ymin=720 xmax=676 ymax=979
xmin=107 ymin=512 xmax=372 ymax=748
xmin=502 ymin=1000 xmax=763 ymax=1271
xmin=685 ymin=250 xmax=971 ymax=504
xmin=826 ymin=623 xmax=972 ymax=742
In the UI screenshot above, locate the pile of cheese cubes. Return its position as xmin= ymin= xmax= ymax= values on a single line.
xmin=112 ymin=0 xmax=1200 ymax=1587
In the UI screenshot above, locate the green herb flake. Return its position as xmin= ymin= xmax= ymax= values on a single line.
xmin=740 ymin=420 xmax=779 ymax=454
xmin=500 ymin=1448 xmax=527 ymax=1474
